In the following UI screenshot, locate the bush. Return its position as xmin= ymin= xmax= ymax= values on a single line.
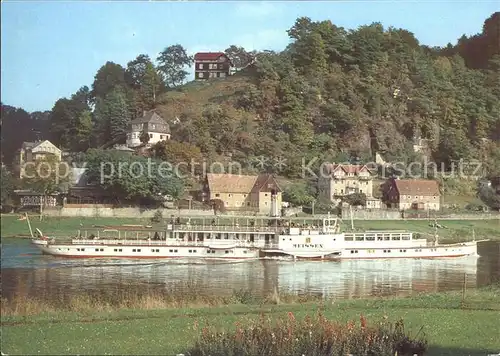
xmin=186 ymin=312 xmax=427 ymax=356
xmin=150 ymin=210 xmax=163 ymax=223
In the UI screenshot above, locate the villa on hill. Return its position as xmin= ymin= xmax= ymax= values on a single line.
xmin=318 ymin=163 xmax=381 ymax=209
xmin=126 ymin=111 xmax=170 ymax=148
xmin=194 ymin=52 xmax=233 ymax=80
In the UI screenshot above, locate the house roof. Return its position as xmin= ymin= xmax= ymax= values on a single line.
xmin=393 ymin=179 xmax=440 ymax=196
xmin=251 ymin=174 xmax=282 ymax=193
xmin=324 ymin=164 xmax=373 ymax=175
xmin=206 ymin=173 xmax=281 ymax=194
xmin=130 ymin=111 xmax=166 ymax=125
xmin=21 ymin=141 xmax=38 ymax=150
xmin=194 ymin=52 xmax=227 ymax=61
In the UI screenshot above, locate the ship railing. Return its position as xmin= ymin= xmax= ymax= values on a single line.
xmin=172 ymin=225 xmax=280 ymax=233
xmin=69 ymin=239 xmax=263 ymax=248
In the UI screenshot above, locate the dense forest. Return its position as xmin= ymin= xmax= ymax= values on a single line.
xmin=2 ymin=12 xmax=499 ymax=182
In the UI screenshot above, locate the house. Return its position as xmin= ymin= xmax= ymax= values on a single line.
xmin=126 ymin=111 xmax=170 ymax=148
xmin=14 ymin=140 xmax=62 ymax=178
xmin=318 ymin=164 xmax=377 ymax=205
xmin=201 ymin=173 xmax=282 ymax=216
xmin=383 ymin=178 xmax=441 ymax=211
xmin=65 ymin=168 xmax=115 ymax=205
xmin=194 ymin=52 xmax=233 ymax=80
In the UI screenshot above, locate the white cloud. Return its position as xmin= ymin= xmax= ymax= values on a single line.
xmin=234 ymin=2 xmax=280 ymax=18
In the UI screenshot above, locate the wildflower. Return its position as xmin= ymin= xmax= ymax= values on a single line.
xmin=193 ymin=320 xmax=199 ymax=331
xmin=288 ymin=311 xmax=295 ymax=321
xmin=360 ymin=314 xmax=367 ymax=329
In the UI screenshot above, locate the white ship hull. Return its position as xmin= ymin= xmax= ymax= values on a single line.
xmin=339 ymin=241 xmax=479 ymax=260
xmin=32 ymin=240 xmax=260 ymax=260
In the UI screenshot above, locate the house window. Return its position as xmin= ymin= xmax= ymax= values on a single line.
xmin=228 ymin=194 xmax=232 ymax=197
xmin=198 ymin=72 xmax=204 ymax=78
xmin=215 ymin=193 xmax=220 ymax=197
xmin=149 ymin=134 xmax=153 ymax=138
xmin=160 ymin=135 xmax=164 ymax=139
xmin=198 ymin=63 xmax=203 ymax=69
xmin=219 ymin=64 xmax=224 ymax=69
xmin=219 ymin=72 xmax=226 ymax=78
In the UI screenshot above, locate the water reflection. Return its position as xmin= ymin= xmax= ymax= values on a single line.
xmin=1 ymin=239 xmax=498 ymax=302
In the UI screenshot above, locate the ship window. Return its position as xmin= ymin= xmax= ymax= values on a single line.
xmin=151 ymin=249 xmax=155 ymax=252
xmin=193 ymin=250 xmax=197 ymax=253
xmin=82 ymin=248 xmax=85 ymax=251
xmin=351 ymin=250 xmax=354 ymax=254
xmin=174 ymin=249 xmax=178 ymax=253
xmin=100 ymin=248 xmax=104 ymax=251
xmin=243 ymin=250 xmax=247 ymax=254
xmin=95 ymin=248 xmax=99 ymax=252
xmin=225 ymin=250 xmax=229 ymax=254
xmin=133 ymin=249 xmax=136 ymax=252
xmin=169 ymin=249 xmax=173 ymax=252
xmin=189 ymin=250 xmax=192 ymax=253
xmin=119 ymin=249 xmax=122 ymax=252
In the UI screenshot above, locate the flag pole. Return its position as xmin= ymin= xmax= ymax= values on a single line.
xmin=25 ymin=213 xmax=34 ymax=238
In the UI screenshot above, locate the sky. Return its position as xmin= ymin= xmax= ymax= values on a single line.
xmin=1 ymin=1 xmax=499 ymax=112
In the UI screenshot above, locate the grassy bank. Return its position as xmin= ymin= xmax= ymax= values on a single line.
xmin=2 ymin=214 xmax=499 ymax=242
xmin=2 ymin=286 xmax=499 ymax=355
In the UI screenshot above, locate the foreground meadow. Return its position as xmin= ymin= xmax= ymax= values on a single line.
xmin=1 ymin=285 xmax=499 ymax=355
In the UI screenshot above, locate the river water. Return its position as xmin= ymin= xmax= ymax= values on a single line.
xmin=1 ymin=238 xmax=499 ymax=301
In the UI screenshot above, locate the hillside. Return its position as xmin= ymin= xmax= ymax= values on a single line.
xmin=2 ymin=13 xmax=499 ymax=182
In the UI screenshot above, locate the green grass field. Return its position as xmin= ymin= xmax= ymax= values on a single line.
xmin=2 ymin=286 xmax=499 ymax=355
xmin=1 ymin=215 xmax=499 ymax=242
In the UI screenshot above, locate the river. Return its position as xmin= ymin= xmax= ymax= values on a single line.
xmin=1 ymin=238 xmax=499 ymax=301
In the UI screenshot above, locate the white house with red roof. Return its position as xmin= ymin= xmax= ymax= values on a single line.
xmin=193 ymin=52 xmax=233 ymax=80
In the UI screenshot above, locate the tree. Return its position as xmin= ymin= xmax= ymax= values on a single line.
xmin=106 ymin=88 xmax=130 ymax=142
xmin=1 ymin=165 xmax=14 ymax=205
xmin=126 ymin=55 xmax=164 ymax=112
xmin=84 ymin=149 xmax=184 ymax=205
xmin=283 ymin=183 xmax=315 ymax=206
xmin=150 ymin=140 xmax=203 ymax=174
xmin=224 ymin=45 xmax=256 ymax=69
xmin=157 ymin=44 xmax=193 ymax=88
xmin=140 ymin=128 xmax=150 ymax=145
xmin=477 ymin=180 xmax=500 ymax=211
xmin=91 ymin=62 xmax=127 ymax=100
xmin=343 ymin=193 xmax=367 ymax=207
xmin=75 ymin=110 xmax=93 ymax=151
xmin=1 ymin=104 xmax=46 ymax=166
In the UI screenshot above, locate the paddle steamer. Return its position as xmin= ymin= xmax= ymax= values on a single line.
xmin=28 ymin=214 xmax=483 ymax=260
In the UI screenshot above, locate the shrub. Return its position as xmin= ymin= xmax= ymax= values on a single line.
xmin=151 ymin=210 xmax=163 ymax=223
xmin=186 ymin=312 xmax=427 ymax=356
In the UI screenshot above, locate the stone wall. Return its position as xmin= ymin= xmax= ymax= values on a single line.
xmin=340 ymin=208 xmax=402 ymax=220
xmin=41 ymin=205 xmax=500 ymax=220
